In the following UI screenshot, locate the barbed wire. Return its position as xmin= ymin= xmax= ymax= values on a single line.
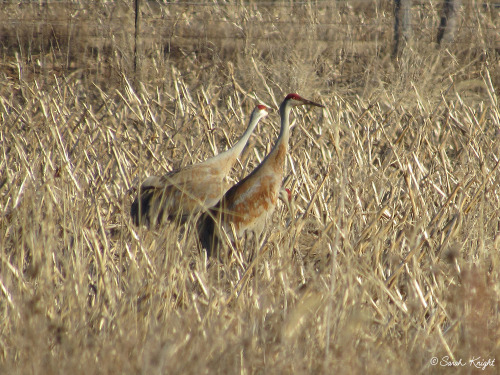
xmin=0 ymin=32 xmax=496 ymax=48
xmin=5 ymin=0 xmax=500 ymax=5
xmin=2 ymin=17 xmax=498 ymax=32
xmin=152 ymin=0 xmax=500 ymax=6
xmin=1 ymin=1 xmax=497 ymax=49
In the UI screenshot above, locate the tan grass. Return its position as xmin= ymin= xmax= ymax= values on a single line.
xmin=1 ymin=1 xmax=499 ymax=374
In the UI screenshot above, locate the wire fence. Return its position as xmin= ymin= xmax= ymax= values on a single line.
xmin=4 ymin=0 xmax=500 ymax=5
xmin=1 ymin=24 xmax=496 ymax=48
xmin=0 ymin=0 xmax=498 ymax=51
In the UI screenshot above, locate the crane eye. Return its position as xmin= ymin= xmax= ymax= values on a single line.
xmin=285 ymin=93 xmax=302 ymax=101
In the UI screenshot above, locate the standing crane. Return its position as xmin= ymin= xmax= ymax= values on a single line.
xmin=131 ymin=105 xmax=269 ymax=227
xmin=198 ymin=93 xmax=323 ymax=257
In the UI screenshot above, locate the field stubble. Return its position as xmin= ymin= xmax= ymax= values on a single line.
xmin=0 ymin=1 xmax=499 ymax=374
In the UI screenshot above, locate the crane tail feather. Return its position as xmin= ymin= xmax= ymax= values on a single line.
xmin=130 ymin=188 xmax=155 ymax=227
xmin=197 ymin=212 xmax=220 ymax=257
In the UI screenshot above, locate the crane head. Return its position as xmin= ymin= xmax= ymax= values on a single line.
xmin=284 ymin=93 xmax=324 ymax=108
xmin=279 ymin=187 xmax=292 ymax=204
xmin=251 ymin=104 xmax=270 ymax=120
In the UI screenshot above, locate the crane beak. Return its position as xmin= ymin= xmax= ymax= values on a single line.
xmin=295 ymin=97 xmax=324 ymax=108
xmin=301 ymin=98 xmax=324 ymax=108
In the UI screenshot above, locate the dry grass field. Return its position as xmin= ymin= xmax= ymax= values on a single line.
xmin=1 ymin=0 xmax=500 ymax=374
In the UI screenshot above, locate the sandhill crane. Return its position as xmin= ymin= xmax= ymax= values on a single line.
xmin=131 ymin=105 xmax=269 ymax=227
xmin=198 ymin=93 xmax=323 ymax=257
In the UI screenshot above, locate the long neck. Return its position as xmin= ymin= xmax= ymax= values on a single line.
xmin=227 ymin=113 xmax=260 ymax=157
xmin=211 ymin=113 xmax=261 ymax=168
xmin=276 ymin=100 xmax=292 ymax=149
xmin=261 ymin=100 xmax=292 ymax=174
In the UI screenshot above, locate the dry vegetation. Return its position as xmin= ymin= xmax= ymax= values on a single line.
xmin=1 ymin=0 xmax=500 ymax=374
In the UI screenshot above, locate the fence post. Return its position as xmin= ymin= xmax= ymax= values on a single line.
xmin=392 ymin=0 xmax=412 ymax=58
xmin=134 ymin=0 xmax=143 ymax=84
xmin=437 ymin=0 xmax=462 ymax=45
